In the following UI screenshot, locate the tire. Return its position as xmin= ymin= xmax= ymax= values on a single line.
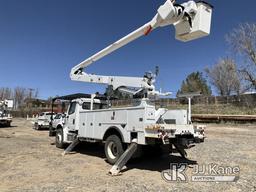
xmin=104 ymin=135 xmax=124 ymax=165
xmin=34 ymin=123 xmax=40 ymax=130
xmin=49 ymin=126 xmax=56 ymax=137
xmin=56 ymin=128 xmax=65 ymax=149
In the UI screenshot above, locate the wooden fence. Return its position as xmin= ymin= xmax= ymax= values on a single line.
xmin=111 ymin=94 xmax=256 ymax=115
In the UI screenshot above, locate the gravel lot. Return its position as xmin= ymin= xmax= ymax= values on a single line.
xmin=0 ymin=118 xmax=255 ymax=192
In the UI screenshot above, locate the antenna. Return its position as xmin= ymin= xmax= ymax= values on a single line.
xmin=155 ymin=66 xmax=159 ymax=77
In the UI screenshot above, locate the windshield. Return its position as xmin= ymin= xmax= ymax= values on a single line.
xmin=46 ymin=113 xmax=55 ymax=116
xmin=54 ymin=114 xmax=62 ymax=119
xmin=40 ymin=112 xmax=54 ymax=116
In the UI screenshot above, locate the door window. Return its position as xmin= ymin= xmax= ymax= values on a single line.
xmin=82 ymin=102 xmax=91 ymax=110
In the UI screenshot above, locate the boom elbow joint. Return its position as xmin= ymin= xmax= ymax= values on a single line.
xmin=71 ymin=67 xmax=83 ymax=76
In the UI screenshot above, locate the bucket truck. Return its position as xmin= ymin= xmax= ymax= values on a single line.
xmin=0 ymin=100 xmax=13 ymax=127
xmin=56 ymin=0 xmax=213 ymax=175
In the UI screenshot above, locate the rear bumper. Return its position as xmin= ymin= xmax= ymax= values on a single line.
xmin=145 ymin=124 xmax=205 ymax=142
xmin=34 ymin=122 xmax=50 ymax=129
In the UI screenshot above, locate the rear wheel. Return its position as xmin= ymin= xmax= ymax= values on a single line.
xmin=56 ymin=128 xmax=65 ymax=149
xmin=104 ymin=135 xmax=124 ymax=165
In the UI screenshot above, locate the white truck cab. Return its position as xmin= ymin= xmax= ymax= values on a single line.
xmin=52 ymin=113 xmax=66 ymax=130
xmin=34 ymin=112 xmax=55 ymax=130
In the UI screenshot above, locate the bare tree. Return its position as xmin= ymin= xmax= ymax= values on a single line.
xmin=34 ymin=88 xmax=39 ymax=98
xmin=0 ymin=87 xmax=13 ymax=100
xmin=226 ymin=23 xmax=256 ymax=89
xmin=28 ymin=88 xmax=35 ymax=99
xmin=205 ymin=58 xmax=241 ymax=96
xmin=0 ymin=87 xmax=40 ymax=109
xmin=14 ymin=87 xmax=27 ymax=109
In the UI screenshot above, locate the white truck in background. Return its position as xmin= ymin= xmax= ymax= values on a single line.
xmin=34 ymin=112 xmax=56 ymax=130
xmin=56 ymin=0 xmax=213 ymax=175
xmin=0 ymin=100 xmax=13 ymax=127
xmin=52 ymin=113 xmax=66 ymax=131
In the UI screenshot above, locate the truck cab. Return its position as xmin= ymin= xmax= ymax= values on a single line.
xmin=34 ymin=112 xmax=56 ymax=130
xmin=65 ymin=97 xmax=107 ymax=131
xmin=52 ymin=113 xmax=66 ymax=130
xmin=55 ymin=95 xmax=109 ymax=148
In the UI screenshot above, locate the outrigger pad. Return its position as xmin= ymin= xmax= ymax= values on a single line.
xmin=109 ymin=142 xmax=138 ymax=176
xmin=62 ymin=138 xmax=80 ymax=156
xmin=173 ymin=143 xmax=187 ymax=159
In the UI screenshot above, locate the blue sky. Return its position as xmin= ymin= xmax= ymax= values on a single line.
xmin=0 ymin=0 xmax=255 ymax=99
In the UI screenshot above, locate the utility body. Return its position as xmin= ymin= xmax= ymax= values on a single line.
xmin=56 ymin=95 xmax=205 ymax=165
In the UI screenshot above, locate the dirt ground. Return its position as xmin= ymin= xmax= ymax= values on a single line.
xmin=0 ymin=118 xmax=255 ymax=192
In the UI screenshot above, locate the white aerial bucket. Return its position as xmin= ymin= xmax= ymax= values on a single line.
xmin=174 ymin=1 xmax=213 ymax=42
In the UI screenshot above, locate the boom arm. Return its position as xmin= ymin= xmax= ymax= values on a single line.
xmin=70 ymin=0 xmax=212 ymax=96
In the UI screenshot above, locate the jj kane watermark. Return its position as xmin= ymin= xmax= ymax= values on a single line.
xmin=162 ymin=163 xmax=240 ymax=183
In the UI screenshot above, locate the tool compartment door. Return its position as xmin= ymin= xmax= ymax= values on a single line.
xmin=78 ymin=112 xmax=95 ymax=138
xmin=127 ymin=108 xmax=145 ymax=132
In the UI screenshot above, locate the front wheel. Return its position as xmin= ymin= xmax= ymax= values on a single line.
xmin=5 ymin=121 xmax=11 ymax=127
xmin=56 ymin=128 xmax=65 ymax=149
xmin=104 ymin=135 xmax=124 ymax=165
xmin=49 ymin=126 xmax=56 ymax=137
xmin=34 ymin=123 xmax=40 ymax=130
